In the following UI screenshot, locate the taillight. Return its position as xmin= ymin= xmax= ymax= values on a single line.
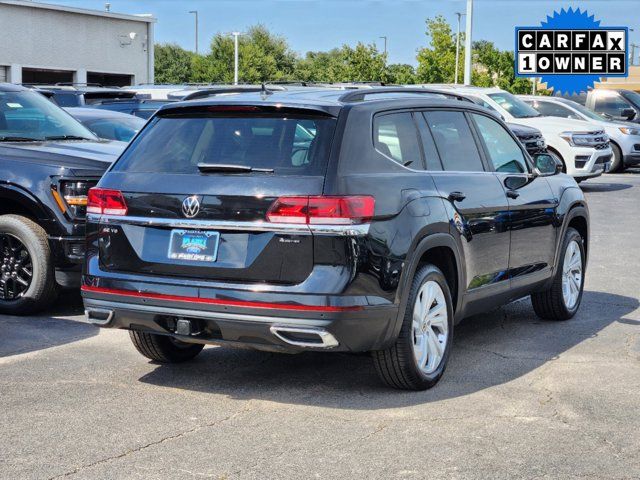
xmin=86 ymin=188 xmax=128 ymax=216
xmin=267 ymin=196 xmax=374 ymax=225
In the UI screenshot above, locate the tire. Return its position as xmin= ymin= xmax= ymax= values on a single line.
xmin=531 ymin=227 xmax=585 ymax=321
xmin=372 ymin=264 xmax=454 ymax=390
xmin=0 ymin=214 xmax=57 ymax=315
xmin=608 ymin=143 xmax=623 ymax=173
xmin=129 ymin=330 xmax=204 ymax=363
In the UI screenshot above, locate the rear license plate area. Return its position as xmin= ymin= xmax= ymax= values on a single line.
xmin=167 ymin=229 xmax=220 ymax=263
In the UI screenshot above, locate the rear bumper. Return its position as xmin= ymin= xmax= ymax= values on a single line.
xmin=82 ymin=287 xmax=397 ymax=353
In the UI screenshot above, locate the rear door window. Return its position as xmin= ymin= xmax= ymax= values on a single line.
xmin=373 ymin=112 xmax=423 ymax=169
xmin=113 ymin=112 xmax=336 ymax=175
xmin=422 ymin=110 xmax=485 ymax=172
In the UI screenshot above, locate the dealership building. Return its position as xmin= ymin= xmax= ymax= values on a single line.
xmin=0 ymin=0 xmax=155 ymax=86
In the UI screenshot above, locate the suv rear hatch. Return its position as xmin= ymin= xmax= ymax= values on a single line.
xmin=91 ymin=105 xmax=339 ymax=285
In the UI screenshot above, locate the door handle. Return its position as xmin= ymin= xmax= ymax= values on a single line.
xmin=506 ymin=190 xmax=520 ymax=199
xmin=448 ymin=191 xmax=466 ymax=202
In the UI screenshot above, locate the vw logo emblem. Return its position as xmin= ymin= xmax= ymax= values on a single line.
xmin=182 ymin=196 xmax=201 ymax=218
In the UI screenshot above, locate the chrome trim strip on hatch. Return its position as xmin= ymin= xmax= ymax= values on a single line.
xmin=88 ymin=214 xmax=370 ymax=236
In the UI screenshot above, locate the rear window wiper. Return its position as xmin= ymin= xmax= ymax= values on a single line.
xmin=44 ymin=135 xmax=94 ymax=141
xmin=197 ymin=163 xmax=274 ymax=173
xmin=0 ymin=136 xmax=39 ymax=142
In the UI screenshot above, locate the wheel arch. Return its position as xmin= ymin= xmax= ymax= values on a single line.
xmin=0 ymin=184 xmax=50 ymax=224
xmin=555 ymin=201 xmax=589 ymax=274
xmin=385 ymin=233 xmax=465 ymax=347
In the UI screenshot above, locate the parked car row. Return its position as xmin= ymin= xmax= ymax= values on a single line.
xmin=519 ymin=95 xmax=640 ymax=172
xmin=27 ymin=82 xmax=640 ymax=178
xmin=3 ymin=79 xmax=630 ymax=390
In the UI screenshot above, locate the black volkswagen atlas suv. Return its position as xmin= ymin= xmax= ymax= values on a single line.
xmin=82 ymin=87 xmax=589 ymax=390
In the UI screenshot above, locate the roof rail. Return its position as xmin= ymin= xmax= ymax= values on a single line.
xmin=338 ymin=87 xmax=475 ymax=103
xmin=54 ymin=82 xmax=105 ymax=87
xmin=180 ymin=85 xmax=286 ymax=101
xmin=265 ymin=81 xmax=311 ymax=86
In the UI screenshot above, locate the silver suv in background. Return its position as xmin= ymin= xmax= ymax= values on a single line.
xmin=520 ymin=95 xmax=640 ymax=172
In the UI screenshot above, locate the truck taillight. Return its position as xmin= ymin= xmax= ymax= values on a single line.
xmin=266 ymin=196 xmax=374 ymax=225
xmin=86 ymin=188 xmax=128 ymax=216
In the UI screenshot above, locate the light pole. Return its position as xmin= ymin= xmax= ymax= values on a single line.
xmin=228 ymin=32 xmax=244 ymax=85
xmin=463 ymin=0 xmax=474 ymax=85
xmin=379 ymin=36 xmax=388 ymax=55
xmin=189 ymin=10 xmax=198 ymax=54
xmin=454 ymin=12 xmax=465 ymax=84
xmin=630 ymin=28 xmax=636 ymax=66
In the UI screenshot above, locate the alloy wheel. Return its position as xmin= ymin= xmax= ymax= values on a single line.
xmin=562 ymin=239 xmax=582 ymax=310
xmin=412 ymin=280 xmax=449 ymax=374
xmin=0 ymin=233 xmax=33 ymax=301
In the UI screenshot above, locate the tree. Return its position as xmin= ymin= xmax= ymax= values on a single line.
xmin=205 ymin=25 xmax=297 ymax=83
xmin=386 ymin=64 xmax=417 ymax=84
xmin=416 ymin=16 xmax=459 ymax=83
xmin=189 ymin=55 xmax=215 ymax=83
xmin=416 ymin=16 xmax=532 ymax=93
xmin=294 ymin=43 xmax=387 ymax=83
xmin=154 ymin=44 xmax=193 ymax=84
xmin=343 ymin=43 xmax=388 ymax=82
xmin=294 ymin=49 xmax=346 ymax=82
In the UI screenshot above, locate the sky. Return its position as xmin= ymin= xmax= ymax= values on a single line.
xmin=50 ymin=0 xmax=640 ymax=66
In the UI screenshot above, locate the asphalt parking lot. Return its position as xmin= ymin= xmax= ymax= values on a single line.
xmin=1 ymin=170 xmax=639 ymax=480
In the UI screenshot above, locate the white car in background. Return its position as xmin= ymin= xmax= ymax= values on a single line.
xmin=427 ymin=86 xmax=612 ymax=182
xmin=121 ymin=84 xmax=188 ymax=100
xmin=519 ymin=95 xmax=640 ymax=172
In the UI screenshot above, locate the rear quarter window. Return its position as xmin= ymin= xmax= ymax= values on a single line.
xmin=112 ymin=112 xmax=336 ymax=176
xmin=373 ymin=112 xmax=423 ymax=169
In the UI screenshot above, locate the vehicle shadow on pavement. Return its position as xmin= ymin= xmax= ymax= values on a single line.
xmin=580 ymin=182 xmax=633 ymax=193
xmin=0 ymin=290 xmax=97 ymax=358
xmin=137 ymin=290 xmax=638 ymax=406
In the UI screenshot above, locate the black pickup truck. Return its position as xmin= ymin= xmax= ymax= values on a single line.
xmin=0 ymin=83 xmax=124 ymax=314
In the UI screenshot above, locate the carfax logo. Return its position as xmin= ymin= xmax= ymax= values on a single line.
xmin=515 ymin=7 xmax=628 ymax=94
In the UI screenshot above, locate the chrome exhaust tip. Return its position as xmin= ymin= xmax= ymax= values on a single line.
xmin=269 ymin=325 xmax=339 ymax=348
xmin=85 ymin=308 xmax=114 ymax=326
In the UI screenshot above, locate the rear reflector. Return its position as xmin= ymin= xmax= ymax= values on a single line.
xmin=81 ymin=285 xmax=363 ymax=312
xmin=266 ymin=196 xmax=374 ymax=225
xmin=86 ymin=188 xmax=128 ymax=216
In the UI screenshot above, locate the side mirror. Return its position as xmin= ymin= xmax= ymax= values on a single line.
xmin=620 ymin=108 xmax=636 ymax=121
xmin=534 ymin=153 xmax=562 ymax=176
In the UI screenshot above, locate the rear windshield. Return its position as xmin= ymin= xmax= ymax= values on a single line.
xmin=113 ymin=112 xmax=336 ymax=175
